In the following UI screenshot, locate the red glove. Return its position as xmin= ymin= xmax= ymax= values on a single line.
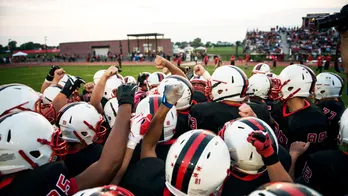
xmin=247 ymin=131 xmax=278 ymax=165
xmin=139 ymin=114 xmax=152 ymax=135
xmin=205 ymin=80 xmax=213 ymax=101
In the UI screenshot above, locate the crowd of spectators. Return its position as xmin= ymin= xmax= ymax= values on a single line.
xmin=287 ymin=27 xmax=339 ymax=56
xmin=244 ymin=28 xmax=282 ymax=55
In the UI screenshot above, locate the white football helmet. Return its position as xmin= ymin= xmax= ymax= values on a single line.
xmin=42 ymin=85 xmax=62 ymax=104
xmin=265 ymin=72 xmax=277 ymax=78
xmin=315 ymin=72 xmax=343 ymax=100
xmin=219 ymin=117 xmax=279 ymax=174
xmin=165 ymin=129 xmax=230 ymax=196
xmin=247 ymin=74 xmax=271 ymax=99
xmin=73 ymin=185 xmax=134 ymax=196
xmin=135 ymin=95 xmax=177 ymax=142
xmin=157 ymin=75 xmax=193 ymax=110
xmin=56 ymin=102 xmax=107 ymax=145
xmin=249 ymin=182 xmax=322 ymax=196
xmin=124 ymin=76 xmax=137 ymax=84
xmin=190 ymin=75 xmax=207 ymax=92
xmin=272 ymin=64 xmax=316 ymax=101
xmin=338 ymin=108 xmax=348 ymax=152
xmin=0 ymin=83 xmax=56 ymax=123
xmin=104 ymin=74 xmax=124 ymax=100
xmin=252 ymin=63 xmax=271 ymax=74
xmin=103 ymin=98 xmax=119 ymax=128
xmin=0 ymin=111 xmax=67 ymax=175
xmin=148 ymin=72 xmax=166 ymax=89
xmin=211 ymin=66 xmax=249 ymax=102
xmin=93 ymin=70 xmax=106 ymax=85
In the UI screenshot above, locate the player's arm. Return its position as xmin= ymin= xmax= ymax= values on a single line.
xmin=247 ymin=131 xmax=293 ymax=182
xmin=194 ymin=64 xmax=211 ymax=80
xmin=188 ymin=105 xmax=201 ymax=130
xmin=90 ymin=66 xmax=118 ymax=114
xmin=40 ymin=65 xmax=63 ymax=92
xmin=288 ymin=141 xmax=310 ymax=180
xmin=51 ymin=76 xmax=85 ymax=112
xmin=111 ymin=113 xmax=152 ymax=185
xmin=155 ymin=55 xmax=186 ymax=78
xmin=141 ymin=83 xmax=184 ymax=159
xmin=75 ymin=84 xmax=136 ymax=190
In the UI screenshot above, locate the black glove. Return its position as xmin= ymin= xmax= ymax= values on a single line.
xmin=115 ymin=65 xmax=122 ymax=73
xmin=116 ymin=84 xmax=137 ymax=106
xmin=45 ymin=65 xmax=60 ymax=82
xmin=61 ymin=76 xmax=86 ymax=98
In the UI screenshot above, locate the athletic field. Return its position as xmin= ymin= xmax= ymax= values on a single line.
xmin=0 ymin=63 xmax=347 ymax=105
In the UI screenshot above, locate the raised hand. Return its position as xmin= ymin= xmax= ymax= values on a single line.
xmin=247 ymin=131 xmax=278 ymax=166
xmin=161 ymin=83 xmax=184 ymax=108
xmin=127 ymin=113 xmax=153 ymax=149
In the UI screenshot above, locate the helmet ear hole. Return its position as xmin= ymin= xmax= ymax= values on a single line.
xmin=288 ymin=87 xmax=293 ymax=91
xmin=30 ymin=150 xmax=41 ymax=158
xmin=81 ymin=132 xmax=88 ymax=136
xmin=207 ymin=152 xmax=211 ymax=159
xmin=320 ymin=90 xmax=325 ymax=94
xmin=218 ymin=90 xmax=223 ymax=94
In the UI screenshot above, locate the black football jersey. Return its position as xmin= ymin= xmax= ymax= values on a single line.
xmin=315 ymin=99 xmax=345 ymax=150
xmin=172 ymin=110 xmax=190 ymax=139
xmin=0 ymin=161 xmax=78 ymax=196
xmin=189 ymin=101 xmax=271 ymax=134
xmin=296 ymin=150 xmax=348 ymax=196
xmin=271 ymin=100 xmax=329 ymax=153
xmin=192 ymin=91 xmax=209 ymax=103
xmin=64 ymin=144 xmax=103 ymax=178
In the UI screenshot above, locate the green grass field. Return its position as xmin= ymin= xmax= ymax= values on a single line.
xmin=0 ymin=65 xmax=347 ymax=105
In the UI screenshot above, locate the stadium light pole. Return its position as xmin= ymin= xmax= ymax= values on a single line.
xmin=45 ymin=36 xmax=47 ymax=56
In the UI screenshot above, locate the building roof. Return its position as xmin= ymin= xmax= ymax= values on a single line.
xmin=127 ymin=33 xmax=164 ymax=37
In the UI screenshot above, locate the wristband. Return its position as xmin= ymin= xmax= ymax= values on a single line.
xmin=202 ymin=71 xmax=211 ymax=80
xmin=262 ymin=152 xmax=279 ymax=166
xmin=44 ymin=79 xmax=52 ymax=83
xmin=127 ymin=140 xmax=137 ymax=150
xmin=161 ymin=96 xmax=173 ymax=108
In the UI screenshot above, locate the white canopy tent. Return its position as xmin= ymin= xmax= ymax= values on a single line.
xmin=195 ymin=46 xmax=207 ymax=52
xmin=12 ymin=51 xmax=28 ymax=57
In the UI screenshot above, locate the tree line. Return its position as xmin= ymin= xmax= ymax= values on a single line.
xmin=0 ymin=41 xmax=58 ymax=52
xmin=173 ymin=37 xmax=244 ymax=49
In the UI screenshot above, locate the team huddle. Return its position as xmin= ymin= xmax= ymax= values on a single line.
xmin=0 ymin=55 xmax=347 ymax=196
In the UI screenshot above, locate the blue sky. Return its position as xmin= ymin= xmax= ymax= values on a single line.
xmin=0 ymin=0 xmax=345 ymax=46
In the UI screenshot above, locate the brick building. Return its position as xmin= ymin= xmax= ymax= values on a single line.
xmin=59 ymin=33 xmax=172 ymax=57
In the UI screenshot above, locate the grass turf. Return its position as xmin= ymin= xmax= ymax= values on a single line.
xmin=0 ymin=65 xmax=347 ymax=105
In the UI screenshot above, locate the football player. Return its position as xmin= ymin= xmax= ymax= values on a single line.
xmin=189 ymin=65 xmax=271 ymax=134
xmin=290 ymin=108 xmax=348 ymax=195
xmin=251 ymin=63 xmax=271 ymax=75
xmin=270 ymin=64 xmax=329 ymax=177
xmin=314 ymin=72 xmax=345 ymax=149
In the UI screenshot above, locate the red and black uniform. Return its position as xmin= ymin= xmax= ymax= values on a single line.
xmin=296 ymin=150 xmax=348 ymax=196
xmin=271 ymin=100 xmax=329 ymax=177
xmin=203 ymin=55 xmax=209 ymax=66
xmin=315 ymin=99 xmax=345 ymax=150
xmin=189 ymin=101 xmax=271 ymax=134
xmin=230 ymin=55 xmax=236 ymax=65
xmin=64 ymin=143 xmax=103 ymax=178
xmin=0 ymin=161 xmax=78 ymax=196
xmin=221 ymin=146 xmax=291 ymax=196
